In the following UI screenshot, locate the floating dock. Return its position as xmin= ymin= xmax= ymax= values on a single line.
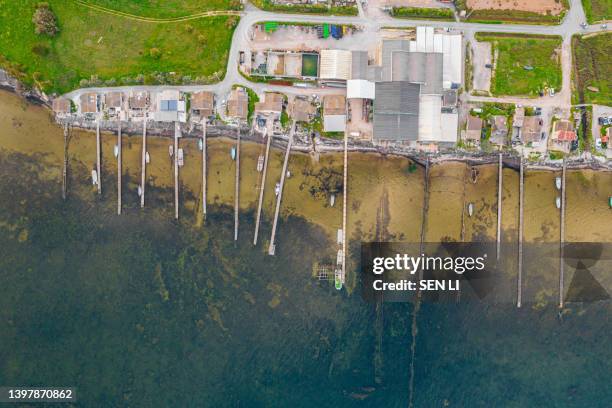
xmin=140 ymin=120 xmax=147 ymax=208
xmin=517 ymin=158 xmax=524 ymax=308
xmin=96 ymin=121 xmax=101 ymax=195
xmin=268 ymin=121 xmax=295 ymax=255
xmin=234 ymin=126 xmax=241 ymax=241
xmin=253 ymin=123 xmax=273 ymax=246
xmin=117 ymin=122 xmax=122 ymax=215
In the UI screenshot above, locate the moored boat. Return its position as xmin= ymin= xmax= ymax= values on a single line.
xmin=169 ymin=145 xmax=174 ymax=157
xmin=257 ymin=155 xmax=264 ymax=172
xmin=145 ymin=152 xmax=150 ymax=164
xmin=231 ymin=147 xmax=236 ymax=160
xmin=275 ymin=182 xmax=280 ymax=196
xmin=330 ymin=194 xmax=336 ymax=207
xmin=334 ymin=269 xmax=342 ymax=290
xmin=555 ymin=176 xmax=561 ymax=190
xmin=468 ymin=202 xmax=474 ymax=217
xmin=91 ymin=169 xmax=98 ymax=185
xmin=137 ymin=185 xmax=142 ymax=197
xmin=177 ymin=148 xmax=184 ymax=167
xmin=556 ymin=196 xmax=561 ymax=209
xmin=198 ymin=138 xmax=203 ymax=151
xmin=114 ymin=144 xmax=119 ymax=158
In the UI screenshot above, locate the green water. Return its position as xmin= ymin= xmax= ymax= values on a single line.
xmin=0 ymin=92 xmax=611 ymax=407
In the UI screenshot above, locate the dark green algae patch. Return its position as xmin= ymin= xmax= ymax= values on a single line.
xmin=0 ymin=150 xmax=413 ymax=407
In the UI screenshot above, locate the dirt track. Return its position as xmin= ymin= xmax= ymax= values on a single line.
xmin=466 ymin=0 xmax=565 ymax=15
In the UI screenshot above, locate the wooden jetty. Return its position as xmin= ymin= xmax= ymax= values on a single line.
xmin=117 ymin=122 xmax=122 ymax=215
xmin=268 ymin=121 xmax=295 ymax=255
xmin=202 ymin=120 xmax=207 ymax=219
xmin=234 ymin=126 xmax=241 ymax=241
xmin=140 ymin=120 xmax=147 ymax=208
xmin=62 ymin=123 xmax=68 ymax=200
xmin=559 ymin=160 xmax=566 ymax=308
xmin=253 ymin=123 xmax=272 ymax=246
xmin=341 ymin=130 xmax=348 ymax=284
xmin=497 ymin=153 xmax=503 ymax=260
xmin=96 ymin=121 xmax=101 ymax=195
xmin=517 ymin=158 xmax=524 ymax=308
xmin=174 ymin=122 xmax=180 ymax=220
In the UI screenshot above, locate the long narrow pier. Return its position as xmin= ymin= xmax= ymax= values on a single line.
xmin=174 ymin=122 xmax=180 ymax=220
xmin=96 ymin=121 xmax=101 ymax=195
xmin=517 ymin=157 xmax=524 ymax=308
xmin=234 ymin=126 xmax=241 ymax=241
xmin=559 ymin=160 xmax=566 ymax=308
xmin=497 ymin=153 xmax=503 ymax=260
xmin=117 ymin=122 xmax=122 ymax=215
xmin=62 ymin=123 xmax=68 ymax=200
xmin=202 ymin=120 xmax=207 ymax=219
xmin=253 ymin=125 xmax=272 ymax=246
xmin=140 ymin=120 xmax=147 ymax=208
xmin=341 ymin=129 xmax=348 ymax=284
xmin=268 ymin=121 xmax=295 ymax=255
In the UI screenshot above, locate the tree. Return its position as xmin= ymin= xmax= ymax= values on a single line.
xmin=32 ymin=3 xmax=59 ymax=37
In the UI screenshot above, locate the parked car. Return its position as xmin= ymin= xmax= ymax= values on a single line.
xmin=485 ymin=63 xmax=493 ymax=69
xmin=601 ymin=24 xmax=607 ymax=29
xmin=581 ymin=22 xmax=588 ymax=29
xmin=595 ymin=138 xmax=602 ymax=149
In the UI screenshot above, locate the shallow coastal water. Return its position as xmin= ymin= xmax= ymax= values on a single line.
xmin=0 ymin=90 xmax=611 ymax=406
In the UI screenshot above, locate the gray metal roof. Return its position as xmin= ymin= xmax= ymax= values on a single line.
xmin=373 ymin=82 xmax=420 ymax=141
xmin=391 ymin=52 xmax=443 ymax=94
xmin=351 ymin=51 xmax=368 ymax=80
xmin=381 ymin=39 xmax=412 ymax=81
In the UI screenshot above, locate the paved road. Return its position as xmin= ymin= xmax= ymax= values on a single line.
xmin=64 ymin=0 xmax=610 ymax=111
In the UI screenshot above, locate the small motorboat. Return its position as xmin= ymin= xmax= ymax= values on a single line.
xmin=169 ymin=145 xmax=174 ymax=158
xmin=145 ymin=152 xmax=150 ymax=164
xmin=137 ymin=185 xmax=142 ymax=197
xmin=257 ymin=155 xmax=264 ymax=172
xmin=334 ymin=269 xmax=343 ymax=290
xmin=91 ymin=169 xmax=98 ymax=185
xmin=286 ymin=170 xmax=291 ymax=178
xmin=231 ymin=147 xmax=236 ymax=160
xmin=330 ymin=194 xmax=336 ymax=207
xmin=555 ymin=176 xmax=561 ymax=190
xmin=609 ymin=196 xmax=612 ymax=209
xmin=556 ymin=196 xmax=561 ymax=209
xmin=198 ymin=138 xmax=203 ymax=152
xmin=177 ymin=148 xmax=184 ymax=167
xmin=114 ymin=144 xmax=119 ymax=158
xmin=275 ymin=182 xmax=280 ymax=196
xmin=467 ymin=202 xmax=474 ymax=217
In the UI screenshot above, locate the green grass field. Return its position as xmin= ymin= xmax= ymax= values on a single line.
xmin=582 ymin=0 xmax=612 ymax=23
xmin=83 ymin=0 xmax=241 ymax=18
xmin=0 ymin=1 xmax=237 ymax=94
xmin=476 ymin=33 xmax=562 ymax=97
xmin=572 ymin=33 xmax=611 ymax=106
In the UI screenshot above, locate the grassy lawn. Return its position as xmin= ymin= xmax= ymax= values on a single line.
xmin=0 ymin=1 xmax=237 ymax=94
xmin=82 ymin=0 xmax=241 ymax=18
xmin=475 ymin=33 xmax=562 ymax=97
xmin=582 ymin=0 xmax=612 ymax=23
xmin=391 ymin=7 xmax=454 ymax=20
xmin=572 ymin=33 xmax=611 ymax=106
xmin=251 ymin=0 xmax=358 ymax=16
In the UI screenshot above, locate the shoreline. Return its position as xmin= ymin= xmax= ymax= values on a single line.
xmin=2 ymin=69 xmax=611 ymax=172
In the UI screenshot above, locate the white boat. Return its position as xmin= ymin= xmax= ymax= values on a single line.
xmin=556 ymin=196 xmax=561 ymax=209
xmin=555 ymin=176 xmax=561 ymax=190
xmin=257 ymin=155 xmax=264 ymax=172
xmin=275 ymin=182 xmax=280 ymax=196
xmin=169 ymin=145 xmax=174 ymax=157
xmin=231 ymin=147 xmax=236 ymax=160
xmin=468 ymin=203 xmax=474 ymax=217
xmin=198 ymin=138 xmax=203 ymax=151
xmin=330 ymin=194 xmax=336 ymax=207
xmin=286 ymin=170 xmax=291 ymax=178
xmin=91 ymin=169 xmax=98 ymax=185
xmin=114 ymin=144 xmax=119 ymax=158
xmin=137 ymin=185 xmax=142 ymax=197
xmin=145 ymin=152 xmax=150 ymax=164
xmin=177 ymin=148 xmax=184 ymax=167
